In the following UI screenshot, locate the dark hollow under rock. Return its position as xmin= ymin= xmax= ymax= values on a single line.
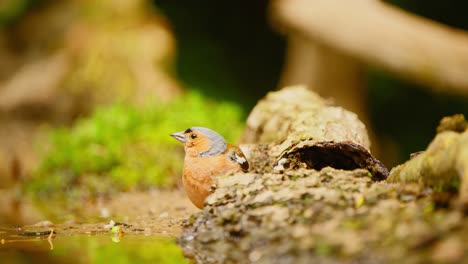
xmin=279 ymin=141 xmax=388 ymax=181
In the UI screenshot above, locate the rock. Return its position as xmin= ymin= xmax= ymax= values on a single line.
xmin=388 ymin=114 xmax=468 ymax=209
xmin=241 ymin=86 xmax=388 ymax=181
xmin=179 ymin=167 xmax=468 ymax=263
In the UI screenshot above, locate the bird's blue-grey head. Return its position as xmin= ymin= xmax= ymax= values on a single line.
xmin=170 ymin=126 xmax=227 ymax=157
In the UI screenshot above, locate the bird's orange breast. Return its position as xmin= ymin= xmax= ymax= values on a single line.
xmin=183 ymin=154 xmax=243 ymax=209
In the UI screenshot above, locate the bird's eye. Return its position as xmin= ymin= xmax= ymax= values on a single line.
xmin=190 ymin=133 xmax=197 ymax=139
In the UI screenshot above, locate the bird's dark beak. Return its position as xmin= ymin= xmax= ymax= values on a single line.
xmin=170 ymin=131 xmax=186 ymax=143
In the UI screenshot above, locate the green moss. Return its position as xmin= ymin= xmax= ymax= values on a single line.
xmin=27 ymin=91 xmax=245 ymax=201
xmin=290 ymin=175 xmax=300 ymax=181
xmin=431 ymin=177 xmax=460 ymax=193
xmin=315 ymin=241 xmax=337 ymax=256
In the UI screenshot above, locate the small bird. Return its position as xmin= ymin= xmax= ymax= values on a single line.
xmin=171 ymin=127 xmax=249 ymax=209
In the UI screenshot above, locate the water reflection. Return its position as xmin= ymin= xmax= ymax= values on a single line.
xmin=0 ymin=226 xmax=187 ymax=264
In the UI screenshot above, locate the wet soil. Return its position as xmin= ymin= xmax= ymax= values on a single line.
xmin=1 ymin=189 xmax=196 ymax=263
xmin=60 ymin=190 xmax=198 ymax=237
xmin=3 ymin=189 xmax=197 ymax=236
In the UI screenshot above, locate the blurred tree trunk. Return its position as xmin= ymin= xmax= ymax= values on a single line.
xmin=278 ymin=36 xmax=366 ymax=121
xmin=271 ymin=0 xmax=468 ymax=96
xmin=275 ymin=28 xmax=380 ymax=156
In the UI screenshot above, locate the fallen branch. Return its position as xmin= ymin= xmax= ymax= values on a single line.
xmin=271 ymin=0 xmax=468 ymax=96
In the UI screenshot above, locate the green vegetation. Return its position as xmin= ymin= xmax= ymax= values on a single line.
xmin=27 ymin=91 xmax=245 ymax=201
xmin=0 ymin=0 xmax=29 ymax=25
xmin=88 ymin=236 xmax=188 ymax=264
xmin=47 ymin=235 xmax=187 ymax=264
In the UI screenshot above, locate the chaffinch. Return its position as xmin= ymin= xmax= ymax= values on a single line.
xmin=171 ymin=127 xmax=249 ymax=209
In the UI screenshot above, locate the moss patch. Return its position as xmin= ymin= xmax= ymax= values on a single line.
xmin=27 ymin=91 xmax=245 ymax=203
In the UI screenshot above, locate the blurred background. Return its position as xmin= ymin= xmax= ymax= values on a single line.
xmin=1 ymin=0 xmax=468 ymax=262
xmin=0 ymin=0 xmax=468 ymax=223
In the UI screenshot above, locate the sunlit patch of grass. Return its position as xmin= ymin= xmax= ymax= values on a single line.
xmin=27 ymin=91 xmax=245 ymax=202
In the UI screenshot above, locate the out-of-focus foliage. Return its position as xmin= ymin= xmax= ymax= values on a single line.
xmin=27 ymin=91 xmax=244 ymax=201
xmin=0 ymin=0 xmax=29 ymax=25
xmin=63 ymin=0 xmax=179 ymax=105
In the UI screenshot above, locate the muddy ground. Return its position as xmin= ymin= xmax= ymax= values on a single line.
xmin=0 ymin=189 xmax=198 ymax=237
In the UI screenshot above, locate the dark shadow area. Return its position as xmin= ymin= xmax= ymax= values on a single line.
xmin=154 ymin=0 xmax=286 ymax=112
xmin=286 ymin=141 xmax=389 ymax=181
xmin=368 ymin=71 xmax=468 ymax=165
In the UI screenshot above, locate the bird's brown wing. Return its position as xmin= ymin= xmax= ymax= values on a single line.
xmin=226 ymin=145 xmax=249 ymax=172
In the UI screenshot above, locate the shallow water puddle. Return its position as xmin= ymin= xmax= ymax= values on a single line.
xmin=0 ymin=190 xmax=197 ymax=263
xmin=0 ymin=226 xmax=188 ymax=264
